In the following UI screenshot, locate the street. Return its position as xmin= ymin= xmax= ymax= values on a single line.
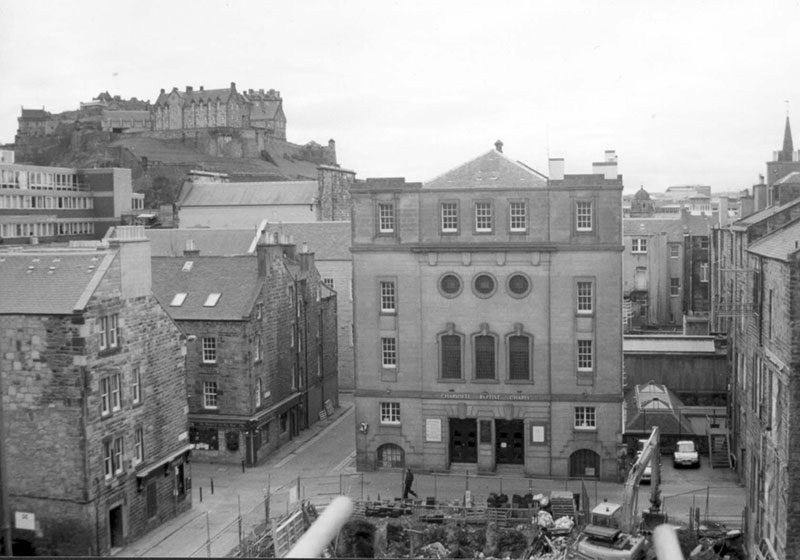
xmin=115 ymin=393 xmax=746 ymax=557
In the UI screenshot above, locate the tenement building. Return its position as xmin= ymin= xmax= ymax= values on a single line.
xmin=0 ymin=226 xmax=191 ymax=556
xmin=351 ymin=143 xmax=624 ymax=480
xmin=150 ymin=233 xmax=338 ymax=466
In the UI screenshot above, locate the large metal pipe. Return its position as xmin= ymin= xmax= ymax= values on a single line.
xmin=285 ymin=496 xmax=353 ymax=558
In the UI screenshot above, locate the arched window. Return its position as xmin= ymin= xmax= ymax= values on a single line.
xmin=440 ymin=334 xmax=462 ymax=379
xmin=508 ymin=334 xmax=531 ymax=381
xmin=474 ymin=333 xmax=496 ymax=380
xmin=377 ymin=443 xmax=404 ymax=469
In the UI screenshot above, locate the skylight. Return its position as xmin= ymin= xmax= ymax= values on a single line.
xmin=182 ymin=261 xmax=194 ymax=272
xmin=171 ymin=293 xmax=187 ymax=306
xmin=204 ymin=293 xmax=221 ymax=307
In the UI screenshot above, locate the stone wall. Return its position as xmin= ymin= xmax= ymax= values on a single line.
xmin=0 ymin=251 xmax=190 ymax=555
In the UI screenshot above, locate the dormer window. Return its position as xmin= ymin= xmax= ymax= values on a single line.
xmin=171 ymin=293 xmax=187 ymax=306
xmin=204 ymin=293 xmax=221 ymax=307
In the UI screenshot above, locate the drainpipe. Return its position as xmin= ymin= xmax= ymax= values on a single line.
xmin=303 ymin=297 xmax=310 ymax=429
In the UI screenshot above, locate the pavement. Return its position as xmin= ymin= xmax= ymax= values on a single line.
xmin=115 ymin=393 xmax=358 ymax=557
xmin=116 ymin=391 xmax=746 ymax=557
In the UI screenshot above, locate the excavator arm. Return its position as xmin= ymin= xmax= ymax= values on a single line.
xmin=621 ymin=426 xmax=661 ymax=534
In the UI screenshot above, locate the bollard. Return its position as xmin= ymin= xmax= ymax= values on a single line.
xmin=199 ymin=486 xmax=203 ymax=503
xmin=211 ymin=478 xmax=215 ymax=494
xmin=242 ymin=460 xmax=246 ymax=473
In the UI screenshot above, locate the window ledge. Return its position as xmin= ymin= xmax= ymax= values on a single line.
xmin=98 ymin=347 xmax=122 ymax=358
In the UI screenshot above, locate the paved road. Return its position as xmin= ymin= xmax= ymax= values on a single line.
xmin=115 ymin=392 xmax=745 ymax=557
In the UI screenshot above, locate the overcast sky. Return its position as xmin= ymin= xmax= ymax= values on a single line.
xmin=1 ymin=0 xmax=798 ymax=192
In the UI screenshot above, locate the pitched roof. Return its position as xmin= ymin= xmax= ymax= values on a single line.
xmin=0 ymin=250 xmax=115 ymax=315
xmin=178 ymin=181 xmax=317 ymax=207
xmin=146 ymin=229 xmax=259 ymax=257
xmin=249 ymin=100 xmax=282 ymax=121
xmin=263 ymin=222 xmax=352 ymax=261
xmin=774 ymin=171 xmax=800 ymax=185
xmin=731 ymin=196 xmax=800 ymax=229
xmin=20 ymin=109 xmax=50 ymax=119
xmin=155 ymin=86 xmax=238 ymax=106
xmin=623 ymin=215 xmax=710 ymax=237
xmin=150 ymin=256 xmax=261 ymax=321
xmin=624 ymin=383 xmax=695 ymax=435
xmin=623 ymin=218 xmax=685 ymax=237
xmin=747 ymin=218 xmax=800 ymax=261
xmin=424 ymin=148 xmax=548 ymax=189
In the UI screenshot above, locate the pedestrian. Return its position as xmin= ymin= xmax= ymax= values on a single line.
xmin=403 ymin=468 xmax=417 ymax=500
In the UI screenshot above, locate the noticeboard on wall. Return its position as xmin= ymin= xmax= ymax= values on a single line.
xmin=425 ymin=418 xmax=442 ymax=442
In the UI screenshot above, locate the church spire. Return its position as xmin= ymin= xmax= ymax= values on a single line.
xmin=781 ymin=112 xmax=794 ymax=162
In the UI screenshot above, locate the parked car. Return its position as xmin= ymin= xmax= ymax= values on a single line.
xmin=673 ymin=440 xmax=700 ymax=468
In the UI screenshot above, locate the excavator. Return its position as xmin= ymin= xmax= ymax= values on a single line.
xmin=569 ymin=426 xmax=666 ymax=560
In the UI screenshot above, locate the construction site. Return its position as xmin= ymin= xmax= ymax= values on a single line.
xmin=151 ymin=427 xmax=742 ymax=560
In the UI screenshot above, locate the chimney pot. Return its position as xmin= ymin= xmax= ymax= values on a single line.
xmin=494 ymin=140 xmax=504 ymax=153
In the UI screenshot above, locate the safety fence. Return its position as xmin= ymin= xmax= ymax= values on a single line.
xmin=180 ymin=471 xmax=742 ymax=558
xmin=183 ymin=471 xmax=600 ymax=557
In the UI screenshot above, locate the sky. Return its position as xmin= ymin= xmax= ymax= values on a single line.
xmin=1 ymin=0 xmax=799 ymax=192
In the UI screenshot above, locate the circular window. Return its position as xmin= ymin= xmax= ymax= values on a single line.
xmin=507 ymin=273 xmax=531 ymax=297
xmin=472 ymin=273 xmax=497 ymax=298
xmin=439 ymin=273 xmax=462 ymax=297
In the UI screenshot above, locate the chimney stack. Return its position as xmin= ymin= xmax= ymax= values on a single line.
xmin=592 ymin=150 xmax=618 ymax=179
xmin=230 ymin=82 xmax=237 ymax=91
xmin=494 ymin=140 xmax=504 ymax=153
xmin=719 ymin=197 xmax=729 ymax=227
xmin=549 ymin=158 xmax=565 ymax=180
xmin=186 ymin=86 xmax=193 ymax=93
xmin=108 ymin=226 xmax=151 ymax=299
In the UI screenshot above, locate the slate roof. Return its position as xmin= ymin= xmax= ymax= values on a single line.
xmin=263 ymin=222 xmax=352 ymax=261
xmin=424 ymin=149 xmax=548 ymax=189
xmin=146 ymin=229 xmax=258 ymax=257
xmin=20 ymin=109 xmax=50 ymax=119
xmin=150 ymin=256 xmax=261 ymax=321
xmin=249 ymin=101 xmax=282 ymax=121
xmin=155 ymin=86 xmax=239 ymax=106
xmin=623 ymin=215 xmax=710 ymax=237
xmin=747 ymin=219 xmax=800 ymax=261
xmin=732 ymin=196 xmax=800 ymax=229
xmin=623 ymin=218 xmax=685 ymax=237
xmin=178 ymin=181 xmax=317 ymax=207
xmin=0 ymin=250 xmax=115 ymax=315
xmin=775 ymin=171 xmax=800 ymax=185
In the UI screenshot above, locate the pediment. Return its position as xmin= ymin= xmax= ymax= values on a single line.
xmin=424 ymin=149 xmax=547 ymax=190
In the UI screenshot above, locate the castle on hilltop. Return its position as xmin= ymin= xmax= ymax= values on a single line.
xmin=152 ymin=82 xmax=286 ymax=139
xmin=16 ymin=82 xmax=287 ymax=141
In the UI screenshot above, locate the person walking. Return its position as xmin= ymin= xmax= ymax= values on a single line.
xmin=403 ymin=468 xmax=417 ymax=499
